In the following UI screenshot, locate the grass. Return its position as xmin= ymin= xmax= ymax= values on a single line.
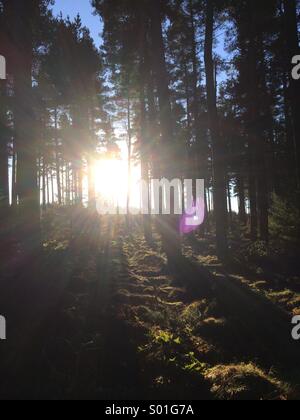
xmin=115 ymin=229 xmax=299 ymax=400
xmin=1 ymin=210 xmax=300 ymax=400
xmin=205 ymin=363 xmax=287 ymax=400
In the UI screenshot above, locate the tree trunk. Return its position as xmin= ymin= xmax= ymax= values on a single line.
xmin=138 ymin=16 xmax=152 ymax=241
xmin=42 ymin=157 xmax=46 ymax=209
xmin=66 ymin=163 xmax=70 ymax=206
xmin=46 ymin=165 xmax=50 ymax=206
xmin=13 ymin=0 xmax=40 ymax=249
xmin=207 ymin=187 xmax=211 ymax=213
xmin=236 ymin=175 xmax=247 ymax=225
xmin=78 ymin=165 xmax=83 ymax=205
xmin=204 ymin=0 xmax=228 ymax=259
xmin=247 ymin=1 xmax=269 ymax=242
xmin=283 ymin=0 xmax=300 ymax=187
xmin=126 ymin=95 xmax=132 ymax=225
xmin=54 ymin=108 xmax=62 ymax=205
xmin=150 ymin=0 xmax=182 ymax=269
xmin=51 ymin=169 xmax=54 ymax=204
xmin=189 ymin=0 xmax=207 ymax=187
xmin=87 ymin=156 xmax=96 ymax=209
xmin=11 ymin=149 xmax=17 ymax=207
xmin=227 ymin=177 xmax=233 ymax=226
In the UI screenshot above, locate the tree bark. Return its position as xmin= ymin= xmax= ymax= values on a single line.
xmin=204 ymin=0 xmax=228 ymax=259
xmin=236 ymin=175 xmax=247 ymax=225
xmin=150 ymin=0 xmax=182 ymax=268
xmin=12 ymin=0 xmax=40 ymax=249
xmin=54 ymin=108 xmax=62 ymax=205
xmin=11 ymin=148 xmax=17 ymax=207
xmin=247 ymin=0 xmax=269 ymax=242
xmin=227 ymin=177 xmax=233 ymax=226
xmin=126 ymin=95 xmax=132 ymax=225
xmin=283 ymin=0 xmax=300 ymax=187
xmin=138 ymin=14 xmax=152 ymax=241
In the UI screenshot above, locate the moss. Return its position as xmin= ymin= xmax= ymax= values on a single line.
xmin=205 ymin=363 xmax=285 ymax=400
xmin=292 ymin=307 xmax=300 ymax=316
xmin=268 ymin=289 xmax=295 ymax=307
xmin=288 ymin=295 xmax=300 ymax=309
xmin=115 ymin=289 xmax=157 ymax=305
xmin=251 ymin=281 xmax=269 ymax=290
xmin=181 ymin=301 xmax=205 ymax=324
xmin=134 ymin=305 xmax=166 ymax=325
xmin=198 ymin=255 xmax=219 ymax=265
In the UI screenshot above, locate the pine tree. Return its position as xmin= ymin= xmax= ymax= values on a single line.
xmin=204 ymin=0 xmax=228 ymax=258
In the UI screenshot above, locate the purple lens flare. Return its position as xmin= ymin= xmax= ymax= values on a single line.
xmin=180 ymin=196 xmax=205 ymax=235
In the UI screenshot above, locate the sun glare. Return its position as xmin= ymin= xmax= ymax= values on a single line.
xmin=94 ymin=159 xmax=141 ymax=210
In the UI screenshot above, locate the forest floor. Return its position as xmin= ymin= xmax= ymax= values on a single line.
xmin=0 ymin=209 xmax=300 ymax=400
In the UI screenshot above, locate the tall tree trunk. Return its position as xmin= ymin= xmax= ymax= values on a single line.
xmin=184 ymin=64 xmax=192 ymax=138
xmin=189 ymin=1 xmax=209 ymax=235
xmin=189 ymin=0 xmax=207 ymax=187
xmin=138 ymin=15 xmax=152 ymax=241
xmin=46 ymin=165 xmax=50 ymax=206
xmin=87 ymin=156 xmax=96 ymax=209
xmin=257 ymin=150 xmax=269 ymax=242
xmin=207 ymin=187 xmax=211 ymax=213
xmin=283 ymin=0 xmax=300 ymax=187
xmin=227 ymin=177 xmax=233 ymax=226
xmin=150 ymin=0 xmax=182 ymax=269
xmin=11 ymin=148 xmax=17 ymax=207
xmin=66 ymin=163 xmax=70 ymax=206
xmin=62 ymin=162 xmax=66 ymax=205
xmin=146 ymin=64 xmax=161 ymax=220
xmin=126 ymin=95 xmax=132 ymax=224
xmin=204 ymin=0 xmax=228 ymax=259
xmin=78 ymin=165 xmax=83 ymax=205
xmin=246 ymin=1 xmax=259 ymax=241
xmin=51 ymin=169 xmax=54 ymax=204
xmin=87 ymin=110 xmax=96 ymax=210
xmin=281 ymin=71 xmax=295 ymax=190
xmin=54 ymin=108 xmax=62 ymax=205
xmin=248 ymin=159 xmax=258 ymax=239
xmin=13 ymin=0 xmax=40 ymax=249
xmin=42 ymin=157 xmax=46 ymax=209
xmin=141 ymin=90 xmax=152 ymax=242
xmin=247 ymin=1 xmax=269 ymax=242
xmin=236 ymin=175 xmax=247 ymax=225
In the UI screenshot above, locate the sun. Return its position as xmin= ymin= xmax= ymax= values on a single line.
xmin=95 ymin=159 xmax=127 ymax=200
xmin=94 ymin=158 xmax=141 ymax=211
